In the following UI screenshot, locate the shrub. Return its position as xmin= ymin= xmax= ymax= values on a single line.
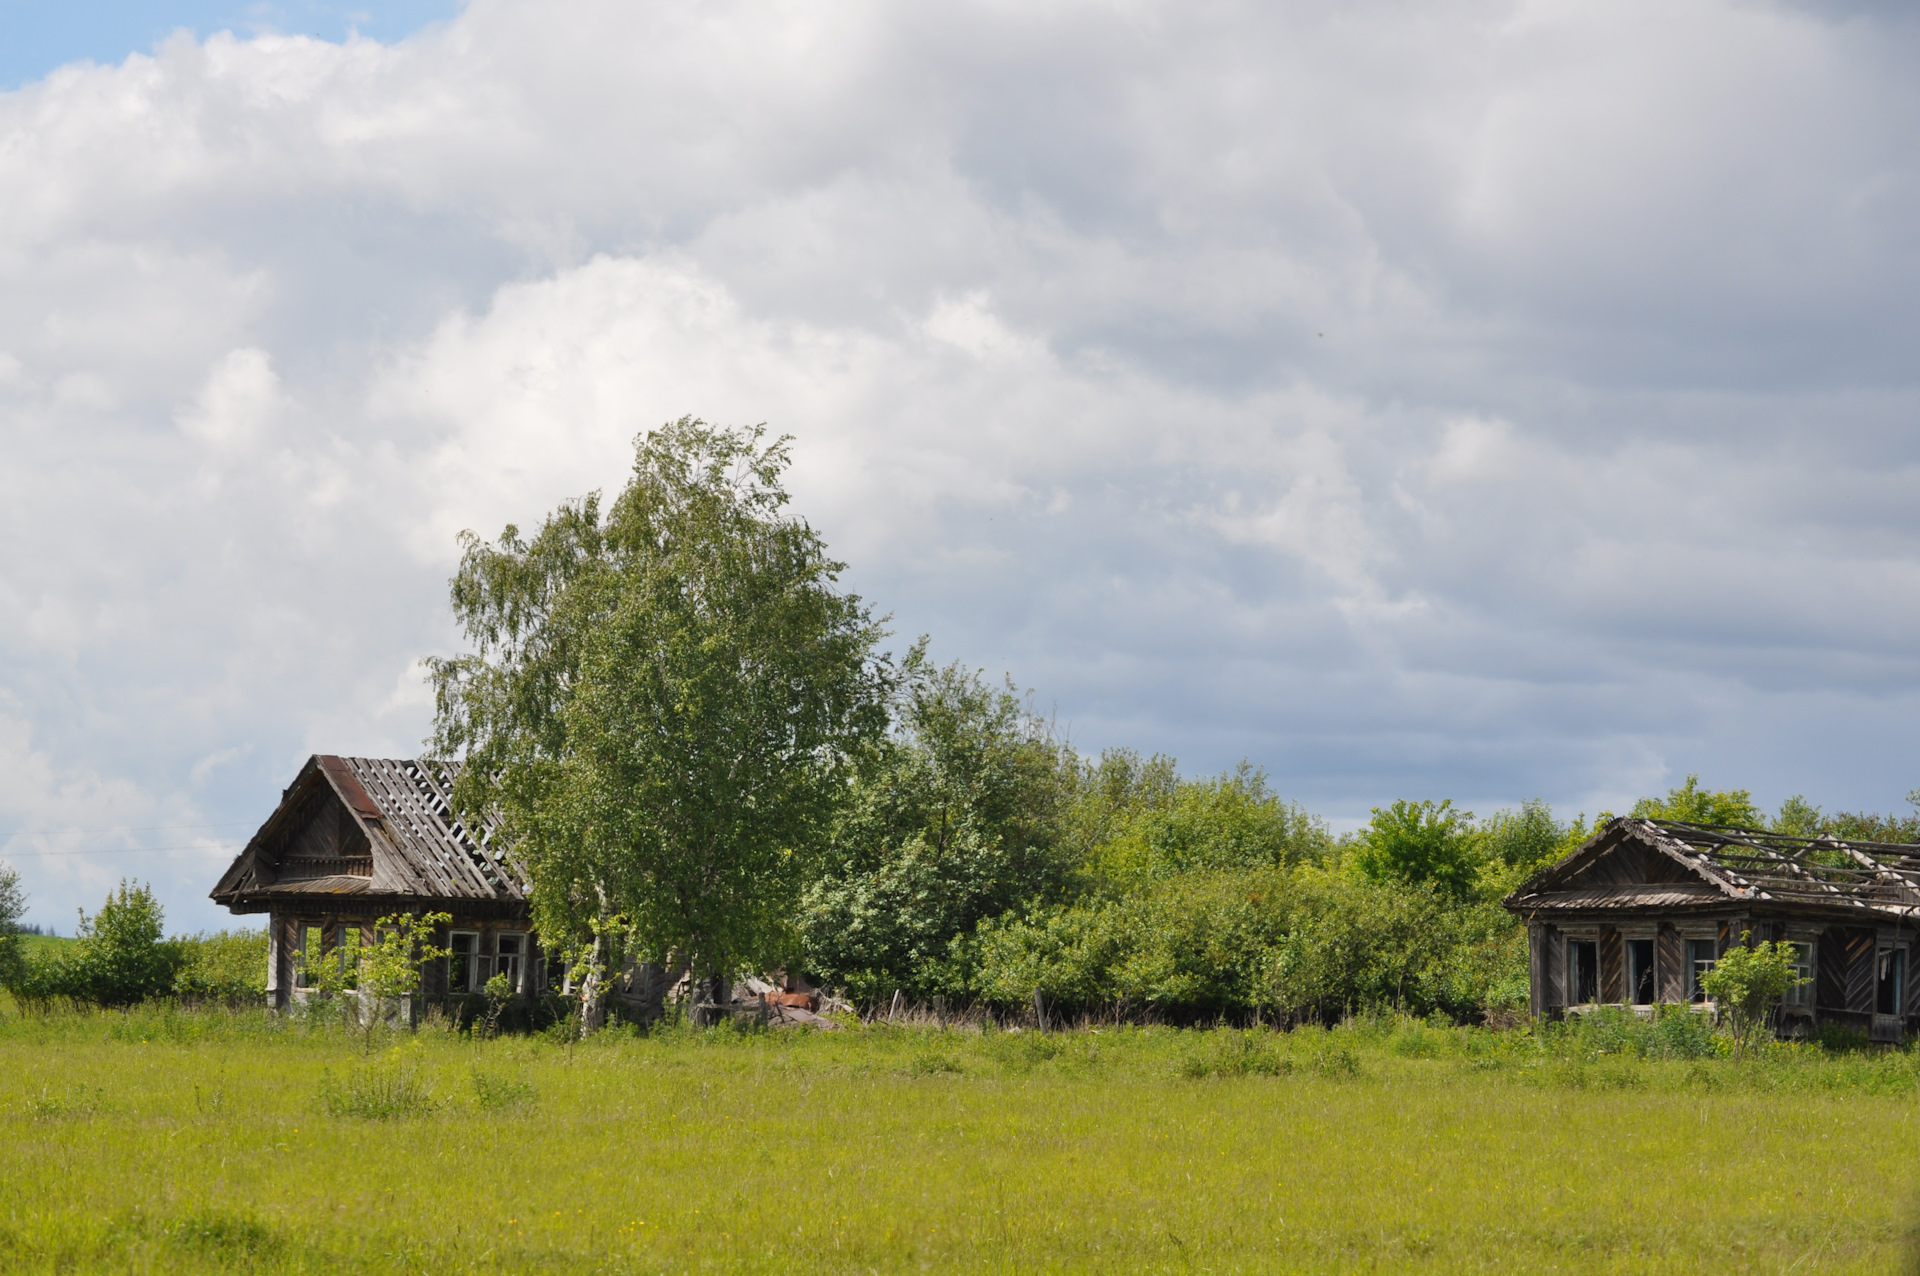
xmin=320 ymin=1049 xmax=438 ymax=1119
xmin=2 ymin=882 xmax=181 ymax=1010
xmin=172 ymin=930 xmax=269 ymax=1003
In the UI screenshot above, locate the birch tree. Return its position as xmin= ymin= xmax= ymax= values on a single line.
xmin=429 ymin=420 xmax=891 ymax=1027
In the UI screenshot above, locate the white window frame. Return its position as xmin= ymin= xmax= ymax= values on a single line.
xmin=448 ymin=929 xmax=479 ymax=993
xmin=1687 ymin=939 xmax=1717 ymax=1003
xmin=1784 ymin=941 xmax=1815 ymax=1009
xmin=495 ymin=932 xmax=526 ymax=994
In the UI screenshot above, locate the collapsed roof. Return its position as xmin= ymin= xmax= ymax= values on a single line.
xmin=1505 ymin=816 xmax=1920 ymax=923
xmin=210 ymin=755 xmax=528 ymax=916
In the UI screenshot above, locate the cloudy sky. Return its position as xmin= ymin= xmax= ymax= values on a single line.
xmin=3 ymin=0 xmax=1918 ymax=932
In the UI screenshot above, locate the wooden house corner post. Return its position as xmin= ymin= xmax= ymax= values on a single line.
xmin=264 ymin=910 xmax=284 ymax=1011
xmin=1527 ymin=922 xmax=1545 ymax=1019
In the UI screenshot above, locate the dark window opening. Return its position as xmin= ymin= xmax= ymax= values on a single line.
xmin=1877 ymin=948 xmax=1905 ymax=1016
xmin=1627 ymin=939 xmax=1655 ymax=1005
xmin=449 ymin=931 xmax=477 ymax=992
xmin=1569 ymin=940 xmax=1598 ymax=1004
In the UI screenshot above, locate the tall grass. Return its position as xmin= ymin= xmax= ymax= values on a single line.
xmin=0 ymin=1002 xmax=1913 ymax=1272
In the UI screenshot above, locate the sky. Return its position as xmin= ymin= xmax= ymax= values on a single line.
xmin=4 ymin=0 xmax=1920 ymax=934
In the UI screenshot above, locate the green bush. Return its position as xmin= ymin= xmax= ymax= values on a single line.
xmin=3 ymin=882 xmax=185 ymax=1010
xmin=967 ymin=866 xmax=1526 ymax=1024
xmin=172 ymin=929 xmax=268 ymax=1003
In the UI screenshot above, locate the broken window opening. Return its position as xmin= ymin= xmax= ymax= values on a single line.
xmin=1627 ymin=939 xmax=1655 ymax=1005
xmin=1877 ymin=948 xmax=1905 ymax=1017
xmin=1569 ymin=940 xmax=1598 ymax=1005
xmin=448 ymin=930 xmax=477 ymax=993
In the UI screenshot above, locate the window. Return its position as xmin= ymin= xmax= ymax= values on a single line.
xmin=542 ymin=945 xmax=568 ymax=991
xmin=1568 ymin=940 xmax=1598 ymax=1005
xmin=1785 ymin=941 xmax=1815 ymax=1009
xmin=1877 ymin=948 xmax=1905 ymax=1016
xmin=338 ymin=926 xmax=360 ymax=989
xmin=1627 ymin=939 xmax=1656 ymax=1005
xmin=1688 ymin=940 xmax=1717 ymax=1002
xmin=497 ymin=933 xmax=525 ymax=993
xmin=294 ymin=924 xmax=321 ymax=989
xmin=448 ymin=931 xmax=477 ymax=993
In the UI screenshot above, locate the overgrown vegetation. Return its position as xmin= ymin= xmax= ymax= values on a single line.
xmin=0 ymin=1003 xmax=1912 ymax=1273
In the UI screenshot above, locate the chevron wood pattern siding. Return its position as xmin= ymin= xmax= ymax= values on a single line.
xmin=1599 ymin=927 xmax=1623 ymax=1004
xmin=1845 ymin=929 xmax=1877 ymax=1014
xmin=1656 ymin=925 xmax=1687 ymax=1003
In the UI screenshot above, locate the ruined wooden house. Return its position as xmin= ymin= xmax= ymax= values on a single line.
xmin=210 ymin=755 xmax=552 ymax=1009
xmin=1506 ymin=816 xmax=1920 ymax=1041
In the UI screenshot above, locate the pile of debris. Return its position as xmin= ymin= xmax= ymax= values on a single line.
xmin=726 ymin=975 xmax=851 ymax=1029
xmin=661 ymin=968 xmax=851 ymax=1029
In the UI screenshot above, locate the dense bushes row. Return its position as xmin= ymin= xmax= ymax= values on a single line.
xmin=1 ymin=880 xmax=265 ymax=1011
xmin=793 ymin=659 xmax=1917 ymax=1024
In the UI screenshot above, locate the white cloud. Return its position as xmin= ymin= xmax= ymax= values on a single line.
xmin=4 ymin=0 xmax=1920 ymax=928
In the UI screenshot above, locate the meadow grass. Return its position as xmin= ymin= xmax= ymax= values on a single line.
xmin=0 ymin=1003 xmax=1914 ymax=1273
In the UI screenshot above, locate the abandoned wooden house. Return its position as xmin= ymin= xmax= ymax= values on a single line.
xmin=209 ymin=754 xmax=551 ymax=1010
xmin=1506 ymin=816 xmax=1920 ymax=1041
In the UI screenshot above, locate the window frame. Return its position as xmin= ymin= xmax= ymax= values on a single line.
xmin=1876 ymin=945 xmax=1906 ymax=1017
xmin=1626 ymin=938 xmax=1656 ymax=1006
xmin=293 ymin=922 xmax=323 ymax=990
xmin=447 ymin=929 xmax=479 ymax=994
xmin=1784 ymin=940 xmax=1815 ymax=1010
xmin=1687 ymin=939 xmax=1717 ymax=1003
xmin=496 ymin=931 xmax=526 ymax=994
xmin=1567 ymin=939 xmax=1599 ymax=1006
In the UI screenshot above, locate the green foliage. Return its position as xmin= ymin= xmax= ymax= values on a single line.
xmin=1351 ymin=799 xmax=1481 ymax=898
xmin=431 ymin=419 xmax=892 ymax=1009
xmin=318 ymin=1045 xmax=439 ymax=1119
xmin=967 ymin=865 xmax=1524 ymax=1023
xmin=1701 ymin=933 xmax=1804 ymax=1056
xmin=171 ymin=930 xmax=268 ymax=1003
xmin=0 ymin=862 xmax=23 ymax=991
xmin=1547 ymin=1005 xmax=1723 ymax=1060
xmin=1079 ymin=757 xmax=1331 ymax=887
xmin=1 ymin=1011 xmax=1916 ymax=1272
xmin=797 ymin=649 xmax=1074 ymax=1002
xmin=5 ymin=881 xmax=184 ymax=1010
xmin=1630 ymin=775 xmax=1763 ymax=828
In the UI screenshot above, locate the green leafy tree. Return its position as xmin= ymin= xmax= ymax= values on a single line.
xmin=1772 ymin=795 xmax=1824 ymax=839
xmin=0 ymin=862 xmax=24 ymax=991
xmin=1700 ymin=932 xmax=1803 ymax=1056
xmin=1352 ymin=800 xmax=1482 ymax=899
xmin=1631 ymin=775 xmax=1763 ymax=828
xmin=431 ymin=420 xmax=891 ymax=1026
xmin=301 ymin=912 xmax=452 ymax=1049
xmin=68 ymin=881 xmax=179 ymax=1008
xmin=1082 ymin=760 xmax=1331 ymax=887
xmin=797 ymin=649 xmax=1074 ymax=1002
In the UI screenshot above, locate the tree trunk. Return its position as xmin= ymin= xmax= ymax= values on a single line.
xmin=690 ymin=960 xmax=730 ymax=1028
xmin=578 ymin=931 xmax=606 ymax=1039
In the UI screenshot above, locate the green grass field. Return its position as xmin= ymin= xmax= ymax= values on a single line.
xmin=0 ymin=1006 xmax=1914 ymax=1273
